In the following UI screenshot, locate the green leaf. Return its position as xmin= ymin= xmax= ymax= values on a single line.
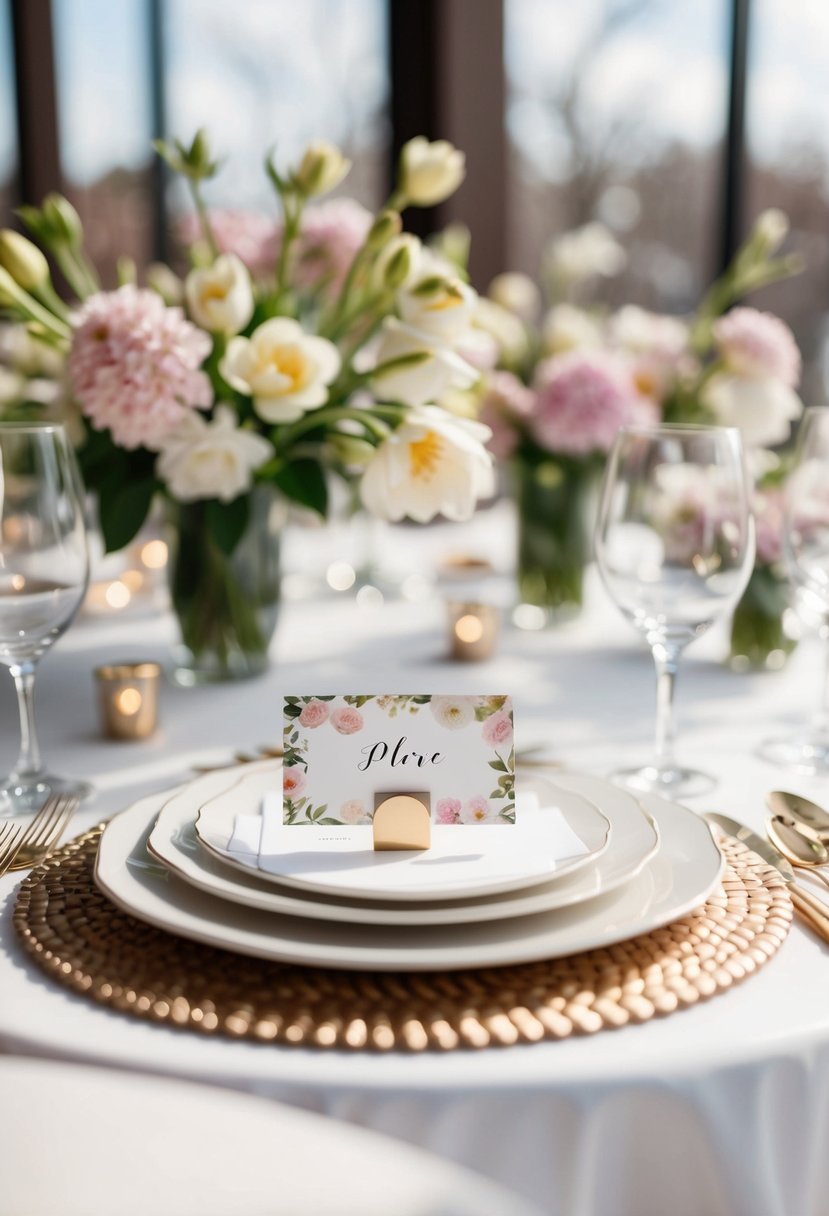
xmin=284 ymin=704 xmax=302 ymax=719
xmin=273 ymin=459 xmax=328 ymax=516
xmin=488 ymin=759 xmax=507 ymax=772
xmin=205 ymin=495 xmax=250 ymax=555
xmin=99 ymin=478 xmax=158 ymax=553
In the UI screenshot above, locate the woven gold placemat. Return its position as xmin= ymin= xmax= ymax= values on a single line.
xmin=13 ymin=827 xmax=792 ymax=1051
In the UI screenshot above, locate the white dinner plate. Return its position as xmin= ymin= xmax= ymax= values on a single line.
xmin=95 ymin=777 xmax=722 ymax=972
xmin=149 ymin=764 xmax=653 ymax=927
xmin=194 ymin=765 xmax=612 ymax=902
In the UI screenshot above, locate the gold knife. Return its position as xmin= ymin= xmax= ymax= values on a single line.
xmin=706 ymin=812 xmax=829 ymax=945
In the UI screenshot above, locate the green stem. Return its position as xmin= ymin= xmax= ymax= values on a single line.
xmin=277 ymin=405 xmax=395 ymax=449
xmin=275 ymin=196 xmax=303 ymax=301
xmin=189 ymin=179 xmax=219 ymax=258
xmin=3 ymin=284 xmax=71 ymax=341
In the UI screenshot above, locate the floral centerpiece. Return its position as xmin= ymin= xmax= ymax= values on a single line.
xmin=0 ymin=132 xmax=493 ymax=681
xmin=477 ymin=210 xmax=804 ymax=647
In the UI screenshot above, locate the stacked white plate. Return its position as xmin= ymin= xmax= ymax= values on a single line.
xmin=94 ymin=760 xmax=724 ymax=972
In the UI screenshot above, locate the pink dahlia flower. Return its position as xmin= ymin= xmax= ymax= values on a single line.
xmin=177 ymin=209 xmax=279 ymax=280
xmin=478 ymin=371 xmax=535 ymax=460
xmin=531 ymin=351 xmax=654 ymax=457
xmin=713 ymin=308 xmax=801 ymax=387
xmin=69 ymin=286 xmax=212 ymax=450
xmin=436 ymin=798 xmax=462 ymax=824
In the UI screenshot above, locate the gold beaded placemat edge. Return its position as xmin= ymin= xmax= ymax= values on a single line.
xmin=12 ymin=827 xmax=793 ymax=1052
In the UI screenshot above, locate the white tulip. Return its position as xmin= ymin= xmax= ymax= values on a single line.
xmin=295 ymin=141 xmax=351 ymax=197
xmin=185 ymin=254 xmax=254 ymax=336
xmin=220 ymin=317 xmax=341 ymax=423
xmin=372 ymin=319 xmax=478 ymax=407
xmin=473 ymin=298 xmax=528 ymax=363
xmin=546 ymin=223 xmax=626 ymax=286
xmin=399 ymin=137 xmax=465 ymax=206
xmin=373 ymin=234 xmax=423 ymax=290
xmin=487 ymin=272 xmax=541 ymax=324
xmin=542 ymin=304 xmax=603 ymax=354
xmin=398 ymin=275 xmax=478 ymax=345
xmin=360 ymin=405 xmax=494 ymax=523
xmin=702 ymin=373 xmax=803 ymax=447
xmin=156 ymin=405 xmax=273 ymax=503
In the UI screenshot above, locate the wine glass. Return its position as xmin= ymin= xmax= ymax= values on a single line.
xmin=595 ymin=425 xmax=755 ymax=796
xmin=0 ymin=423 xmax=91 ymax=815
xmin=762 ymin=406 xmax=829 ymax=772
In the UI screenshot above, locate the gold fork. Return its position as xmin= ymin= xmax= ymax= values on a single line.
xmin=0 ymin=793 xmax=80 ymax=877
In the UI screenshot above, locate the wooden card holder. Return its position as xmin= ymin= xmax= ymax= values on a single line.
xmin=372 ymin=791 xmax=431 ymax=851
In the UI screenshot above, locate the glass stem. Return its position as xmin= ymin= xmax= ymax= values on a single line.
xmin=653 ymin=643 xmax=680 ymax=774
xmin=811 ymin=622 xmax=829 ymax=742
xmin=9 ymin=661 xmax=43 ymax=781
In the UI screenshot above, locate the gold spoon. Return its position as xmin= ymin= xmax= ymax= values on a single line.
xmin=767 ymin=815 xmax=829 ymax=891
xmin=766 ymin=790 xmax=829 ymax=843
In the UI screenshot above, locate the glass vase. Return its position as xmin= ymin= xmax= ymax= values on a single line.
xmin=729 ymin=563 xmax=799 ymax=672
xmin=515 ymin=457 xmax=595 ymax=622
xmin=167 ymin=488 xmax=284 ymax=685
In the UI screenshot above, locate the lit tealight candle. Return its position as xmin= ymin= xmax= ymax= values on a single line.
xmin=95 ymin=662 xmax=161 ymax=740
xmin=448 ymin=601 xmax=499 ymax=662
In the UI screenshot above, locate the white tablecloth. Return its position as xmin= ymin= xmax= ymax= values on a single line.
xmin=2 ymin=533 xmax=829 ymax=1216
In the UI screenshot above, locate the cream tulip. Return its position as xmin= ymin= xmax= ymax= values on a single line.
xmin=399 ymin=137 xmax=465 ymax=206
xmin=296 ymin=141 xmax=351 ymax=197
xmin=220 ymin=317 xmax=341 ymax=423
xmin=372 ymin=319 xmax=478 ymax=407
xmin=156 ymin=405 xmax=273 ymax=503
xmin=185 ymin=254 xmax=254 ymax=336
xmin=398 ymin=275 xmax=478 ymax=345
xmin=702 ymin=374 xmax=802 ymax=448
xmin=360 ymin=405 xmax=494 ymax=523
xmin=487 ymin=272 xmax=541 ymax=324
xmin=373 ymin=234 xmax=423 ymax=290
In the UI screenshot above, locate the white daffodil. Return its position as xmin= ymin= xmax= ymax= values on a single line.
xmin=702 ymin=373 xmax=803 ymax=448
xmin=398 ymin=275 xmax=478 ymax=345
xmin=156 ymin=405 xmax=273 ymax=503
xmin=185 ymin=254 xmax=254 ymax=336
xmin=360 ymin=405 xmax=494 ymax=523
xmin=399 ymin=137 xmax=466 ymax=206
xmin=220 ymin=317 xmax=341 ymax=423
xmin=371 ymin=319 xmax=478 ymax=408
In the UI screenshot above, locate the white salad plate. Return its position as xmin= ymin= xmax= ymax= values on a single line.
xmin=95 ymin=775 xmax=722 ymax=972
xmin=148 ymin=764 xmax=649 ymax=927
xmin=193 ymin=764 xmax=613 ymax=902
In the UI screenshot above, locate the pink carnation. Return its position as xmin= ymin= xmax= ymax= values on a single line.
xmin=177 ymin=209 xmax=279 ymax=280
xmin=478 ymin=371 xmax=535 ymax=460
xmin=283 ymin=766 xmax=306 ymax=798
xmin=330 ymin=706 xmax=364 ymax=735
xmin=531 ymin=351 xmax=654 ymax=457
xmin=482 ymin=710 xmax=513 ymax=748
xmin=292 ymin=199 xmax=373 ymax=292
xmin=753 ymin=485 xmax=784 ymax=566
xmin=436 ymin=797 xmax=462 ymax=824
xmin=713 ymin=308 xmax=800 ymax=387
xmin=299 ymin=699 xmax=330 ymax=728
xmin=69 ymin=286 xmax=212 ymax=450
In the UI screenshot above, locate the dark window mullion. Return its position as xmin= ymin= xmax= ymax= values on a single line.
xmin=720 ymin=0 xmax=751 ymax=272
xmin=10 ymin=0 xmax=60 ymax=208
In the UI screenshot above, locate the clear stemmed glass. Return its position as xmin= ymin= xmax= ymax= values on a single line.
xmin=0 ymin=424 xmax=91 ymax=815
xmin=595 ymin=424 xmax=755 ymax=796
xmin=762 ymin=407 xmax=829 ymax=773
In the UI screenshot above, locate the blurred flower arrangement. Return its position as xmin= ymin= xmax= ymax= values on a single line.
xmin=475 ymin=210 xmax=805 ymax=662
xmin=0 ymin=132 xmax=493 ymax=680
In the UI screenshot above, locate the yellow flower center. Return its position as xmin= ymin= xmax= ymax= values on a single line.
xmin=409 ymin=430 xmax=443 ymax=480
xmin=426 ymin=285 xmax=464 ymax=313
xmin=202 ymin=282 xmax=229 ymax=302
xmin=633 ymin=368 xmax=657 ymax=397
xmin=260 ymin=344 xmax=310 ymax=391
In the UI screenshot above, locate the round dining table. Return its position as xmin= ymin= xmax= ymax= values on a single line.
xmin=2 ymin=516 xmax=829 ymax=1216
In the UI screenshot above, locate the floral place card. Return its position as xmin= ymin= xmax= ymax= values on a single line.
xmin=282 ymin=695 xmax=514 ymax=826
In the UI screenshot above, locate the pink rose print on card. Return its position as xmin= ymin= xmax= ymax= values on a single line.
xmin=299 ymin=699 xmax=330 ymax=728
xmin=339 ymin=799 xmax=369 ymax=824
xmin=460 ymin=795 xmax=495 ymax=824
xmin=283 ymin=766 xmax=306 ymax=798
xmin=436 ymin=797 xmax=462 ymax=824
xmin=330 ymin=706 xmax=364 ymax=735
xmin=482 ymin=710 xmax=512 ymax=748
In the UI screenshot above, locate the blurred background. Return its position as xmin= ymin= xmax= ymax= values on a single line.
xmin=1 ymin=0 xmax=828 ymax=399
